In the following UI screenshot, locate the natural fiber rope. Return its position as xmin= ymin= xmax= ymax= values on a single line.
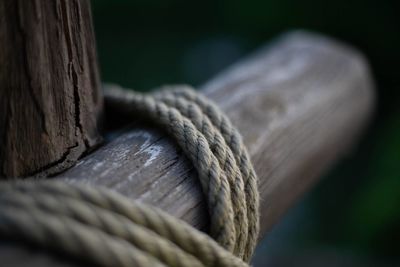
xmin=153 ymin=85 xmax=260 ymax=261
xmin=0 ymin=85 xmax=259 ymax=267
xmin=0 ymin=181 xmax=248 ymax=267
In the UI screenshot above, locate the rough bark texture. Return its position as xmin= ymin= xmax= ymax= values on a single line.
xmin=0 ymin=0 xmax=102 ymax=178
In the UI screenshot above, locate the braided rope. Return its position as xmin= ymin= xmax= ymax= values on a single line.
xmin=0 ymin=86 xmax=259 ymax=266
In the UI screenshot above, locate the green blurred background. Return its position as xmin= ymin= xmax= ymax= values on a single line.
xmin=91 ymin=0 xmax=400 ymax=266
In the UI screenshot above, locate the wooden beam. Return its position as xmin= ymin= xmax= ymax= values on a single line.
xmin=59 ymin=31 xmax=374 ymax=236
xmin=0 ymin=0 xmax=102 ymax=178
xmin=0 ymin=31 xmax=375 ymax=266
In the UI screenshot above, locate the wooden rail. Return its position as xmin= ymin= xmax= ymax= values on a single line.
xmin=0 ymin=32 xmax=374 ymax=266
xmin=60 ymin=31 xmax=374 ymax=236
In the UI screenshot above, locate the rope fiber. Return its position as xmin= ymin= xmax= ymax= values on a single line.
xmin=0 ymin=85 xmax=260 ymax=267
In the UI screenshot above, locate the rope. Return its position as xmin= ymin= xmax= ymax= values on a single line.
xmin=0 ymin=85 xmax=259 ymax=267
xmin=0 ymin=181 xmax=248 ymax=267
xmin=153 ymin=85 xmax=260 ymax=261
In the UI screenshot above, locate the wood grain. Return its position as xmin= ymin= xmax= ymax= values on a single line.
xmin=60 ymin=31 xmax=375 ymax=236
xmin=0 ymin=31 xmax=375 ymax=266
xmin=0 ymin=0 xmax=102 ymax=178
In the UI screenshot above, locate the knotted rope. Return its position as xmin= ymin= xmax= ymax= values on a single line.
xmin=0 ymin=85 xmax=259 ymax=267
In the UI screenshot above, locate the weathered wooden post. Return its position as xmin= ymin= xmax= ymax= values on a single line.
xmin=0 ymin=0 xmax=102 ymax=178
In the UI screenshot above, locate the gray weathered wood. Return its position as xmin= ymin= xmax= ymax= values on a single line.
xmin=0 ymin=31 xmax=375 ymax=266
xmin=60 ymin=31 xmax=375 ymax=236
xmin=0 ymin=0 xmax=102 ymax=178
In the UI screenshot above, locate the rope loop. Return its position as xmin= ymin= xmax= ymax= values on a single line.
xmin=0 ymin=85 xmax=259 ymax=266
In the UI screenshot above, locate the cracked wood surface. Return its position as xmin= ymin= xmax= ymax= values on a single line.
xmin=0 ymin=0 xmax=102 ymax=178
xmin=0 ymin=32 xmax=375 ymax=266
xmin=59 ymin=32 xmax=374 ymax=236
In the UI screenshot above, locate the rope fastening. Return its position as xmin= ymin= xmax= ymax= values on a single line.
xmin=0 ymin=85 xmax=260 ymax=267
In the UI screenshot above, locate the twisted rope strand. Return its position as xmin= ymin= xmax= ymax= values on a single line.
xmin=1 ymin=191 xmax=205 ymax=267
xmin=0 ymin=201 xmax=167 ymax=267
xmin=0 ymin=85 xmax=260 ymax=266
xmin=0 ymin=181 xmax=248 ymax=267
xmin=104 ymin=87 xmax=238 ymax=251
xmin=105 ymin=85 xmax=259 ymax=260
xmin=106 ymin=88 xmax=249 ymax=257
xmin=155 ymin=85 xmax=260 ymax=261
xmin=150 ymin=92 xmax=249 ymax=258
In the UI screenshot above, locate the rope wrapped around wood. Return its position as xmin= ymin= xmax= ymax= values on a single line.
xmin=0 ymin=85 xmax=260 ymax=267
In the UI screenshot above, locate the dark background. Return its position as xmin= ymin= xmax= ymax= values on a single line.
xmin=91 ymin=0 xmax=400 ymax=266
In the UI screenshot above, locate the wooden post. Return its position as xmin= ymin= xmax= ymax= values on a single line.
xmin=0 ymin=0 xmax=102 ymax=178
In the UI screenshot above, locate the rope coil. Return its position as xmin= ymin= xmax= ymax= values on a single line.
xmin=0 ymin=85 xmax=259 ymax=267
